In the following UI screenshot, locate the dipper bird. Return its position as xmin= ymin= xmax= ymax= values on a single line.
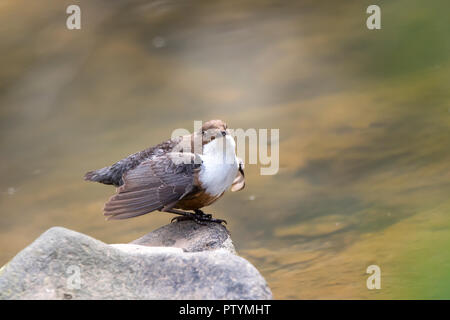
xmin=84 ymin=120 xmax=245 ymax=224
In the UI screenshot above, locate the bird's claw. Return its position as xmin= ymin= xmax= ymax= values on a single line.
xmin=171 ymin=216 xmax=191 ymax=223
xmin=170 ymin=211 xmax=227 ymax=225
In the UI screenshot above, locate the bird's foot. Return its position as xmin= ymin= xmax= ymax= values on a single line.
xmin=170 ymin=209 xmax=227 ymax=225
xmin=194 ymin=209 xmax=227 ymax=225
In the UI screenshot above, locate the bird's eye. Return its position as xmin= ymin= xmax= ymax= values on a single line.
xmin=201 ymin=130 xmax=205 ymax=135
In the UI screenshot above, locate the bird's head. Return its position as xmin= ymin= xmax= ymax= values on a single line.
xmin=200 ymin=119 xmax=229 ymax=144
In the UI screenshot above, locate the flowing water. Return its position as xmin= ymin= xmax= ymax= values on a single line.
xmin=1 ymin=0 xmax=449 ymax=299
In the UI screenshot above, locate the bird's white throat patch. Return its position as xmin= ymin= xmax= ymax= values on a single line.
xmin=199 ymin=136 xmax=238 ymax=196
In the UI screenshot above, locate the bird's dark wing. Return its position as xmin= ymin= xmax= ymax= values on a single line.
xmin=84 ymin=136 xmax=184 ymax=187
xmin=104 ymin=152 xmax=202 ymax=220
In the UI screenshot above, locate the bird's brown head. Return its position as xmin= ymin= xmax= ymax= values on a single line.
xmin=200 ymin=119 xmax=229 ymax=144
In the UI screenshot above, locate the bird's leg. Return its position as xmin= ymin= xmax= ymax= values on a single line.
xmin=194 ymin=209 xmax=212 ymax=219
xmin=165 ymin=208 xmax=201 ymax=224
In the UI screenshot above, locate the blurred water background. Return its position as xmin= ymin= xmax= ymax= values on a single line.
xmin=1 ymin=0 xmax=449 ymax=298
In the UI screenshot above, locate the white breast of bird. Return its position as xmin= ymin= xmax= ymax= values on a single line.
xmin=198 ymin=135 xmax=238 ymax=196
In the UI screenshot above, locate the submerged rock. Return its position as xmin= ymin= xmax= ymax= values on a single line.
xmin=0 ymin=222 xmax=272 ymax=300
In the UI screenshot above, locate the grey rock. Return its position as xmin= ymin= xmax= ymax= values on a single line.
xmin=0 ymin=225 xmax=272 ymax=300
xmin=130 ymin=220 xmax=236 ymax=254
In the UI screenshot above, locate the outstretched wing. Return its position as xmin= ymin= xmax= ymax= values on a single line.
xmin=104 ymin=152 xmax=201 ymax=220
xmin=231 ymin=157 xmax=245 ymax=192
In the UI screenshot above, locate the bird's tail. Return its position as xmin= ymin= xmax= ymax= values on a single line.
xmin=84 ymin=166 xmax=116 ymax=185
